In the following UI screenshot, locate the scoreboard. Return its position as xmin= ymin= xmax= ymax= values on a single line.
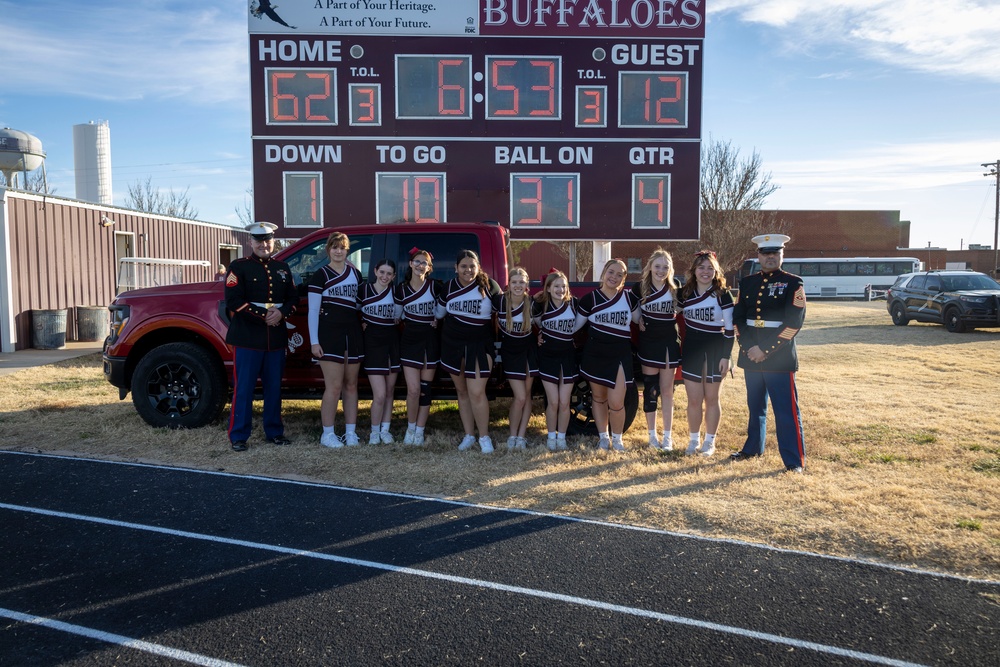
xmin=248 ymin=0 xmax=705 ymax=240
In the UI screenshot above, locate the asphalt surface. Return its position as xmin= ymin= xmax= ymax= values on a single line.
xmin=0 ymin=451 xmax=996 ymax=666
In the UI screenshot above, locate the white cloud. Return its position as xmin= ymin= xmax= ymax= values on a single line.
xmin=770 ymin=140 xmax=1000 ymax=193
xmin=710 ymin=0 xmax=1000 ymax=82
xmin=0 ymin=1 xmax=248 ymax=104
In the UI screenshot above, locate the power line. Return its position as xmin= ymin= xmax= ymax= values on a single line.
xmin=982 ymin=160 xmax=999 ymax=277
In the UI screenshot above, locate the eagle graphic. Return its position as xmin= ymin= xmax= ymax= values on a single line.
xmin=250 ymin=1 xmax=297 ymax=29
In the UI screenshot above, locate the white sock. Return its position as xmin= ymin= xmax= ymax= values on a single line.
xmin=407 ymin=422 xmax=417 ymax=432
xmin=322 ymin=425 xmax=336 ymax=436
xmin=381 ymin=422 xmax=391 ymax=433
xmin=415 ymin=426 xmax=425 ymax=436
xmin=648 ymin=429 xmax=658 ymax=440
xmin=548 ymin=432 xmax=557 ymax=440
xmin=663 ymin=430 xmax=672 ymax=442
xmin=612 ymin=433 xmax=623 ymax=445
xmin=345 ymin=424 xmax=356 ymax=434
xmin=689 ymin=432 xmax=700 ymax=444
xmin=703 ymin=433 xmax=716 ymax=445
xmin=557 ymin=431 xmax=566 ymax=439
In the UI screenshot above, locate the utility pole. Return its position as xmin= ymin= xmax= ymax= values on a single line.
xmin=983 ymin=160 xmax=1000 ymax=277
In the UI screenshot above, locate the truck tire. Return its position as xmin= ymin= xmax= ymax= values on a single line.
xmin=944 ymin=307 xmax=968 ymax=333
xmin=565 ymin=378 xmax=639 ymax=437
xmin=131 ymin=342 xmax=228 ymax=429
xmin=890 ymin=303 xmax=909 ymax=326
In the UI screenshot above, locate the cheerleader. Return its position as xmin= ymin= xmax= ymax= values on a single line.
xmin=532 ymin=270 xmax=581 ymax=451
xmin=359 ymin=259 xmax=402 ymax=444
xmin=437 ymin=249 xmax=501 ymax=454
xmin=678 ymin=250 xmax=735 ymax=457
xmin=394 ymin=247 xmax=440 ymax=446
xmin=577 ymin=259 xmax=638 ymax=451
xmin=492 ymin=267 xmax=537 ymax=450
xmin=631 ymin=249 xmax=680 ymax=450
xmin=308 ymin=232 xmax=364 ymax=448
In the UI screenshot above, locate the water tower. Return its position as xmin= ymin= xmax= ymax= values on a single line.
xmin=0 ymin=127 xmax=46 ymax=189
xmin=73 ymin=120 xmax=113 ymax=205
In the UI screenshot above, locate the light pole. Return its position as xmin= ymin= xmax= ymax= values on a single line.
xmin=983 ymin=160 xmax=1000 ymax=276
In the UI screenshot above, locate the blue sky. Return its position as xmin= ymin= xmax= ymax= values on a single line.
xmin=2 ymin=0 xmax=999 ymax=250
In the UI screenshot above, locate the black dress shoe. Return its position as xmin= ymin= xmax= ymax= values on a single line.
xmin=784 ymin=466 xmax=804 ymax=474
xmin=729 ymin=451 xmax=761 ymax=462
xmin=269 ymin=435 xmax=292 ymax=446
xmin=231 ymin=441 xmax=248 ymax=452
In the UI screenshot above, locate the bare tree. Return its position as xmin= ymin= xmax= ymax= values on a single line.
xmin=0 ymin=170 xmax=55 ymax=194
xmin=545 ymin=241 xmax=593 ymax=281
xmin=673 ymin=138 xmax=787 ymax=275
xmin=123 ymin=176 xmax=199 ymax=220
xmin=235 ymin=187 xmax=254 ymax=226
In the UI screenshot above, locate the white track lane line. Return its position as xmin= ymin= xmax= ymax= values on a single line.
xmin=0 ymin=606 xmax=246 ymax=667
xmin=2 ymin=502 xmax=928 ymax=667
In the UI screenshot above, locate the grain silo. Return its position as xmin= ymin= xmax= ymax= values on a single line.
xmin=73 ymin=120 xmax=112 ymax=204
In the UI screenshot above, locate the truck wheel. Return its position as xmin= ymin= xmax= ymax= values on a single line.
xmin=944 ymin=307 xmax=967 ymax=333
xmin=565 ymin=378 xmax=639 ymax=437
xmin=890 ymin=303 xmax=909 ymax=326
xmin=131 ymin=343 xmax=227 ymax=429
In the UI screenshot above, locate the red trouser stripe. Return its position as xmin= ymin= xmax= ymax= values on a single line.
xmin=788 ymin=372 xmax=805 ymax=462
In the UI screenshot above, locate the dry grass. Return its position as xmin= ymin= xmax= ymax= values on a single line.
xmin=2 ymin=302 xmax=998 ymax=580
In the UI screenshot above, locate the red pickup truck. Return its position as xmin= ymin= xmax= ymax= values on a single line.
xmin=103 ymin=221 xmax=639 ymax=434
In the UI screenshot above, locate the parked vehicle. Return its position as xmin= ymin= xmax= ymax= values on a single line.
xmin=886 ymin=270 xmax=1000 ymax=333
xmin=103 ymin=222 xmax=639 ymax=433
xmin=736 ymin=257 xmax=921 ymax=299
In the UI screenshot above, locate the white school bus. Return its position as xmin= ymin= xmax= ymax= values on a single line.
xmin=736 ymin=257 xmax=922 ymax=299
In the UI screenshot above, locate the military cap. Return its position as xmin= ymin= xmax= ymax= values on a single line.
xmin=751 ymin=233 xmax=790 ymax=253
xmin=246 ymin=222 xmax=278 ymax=241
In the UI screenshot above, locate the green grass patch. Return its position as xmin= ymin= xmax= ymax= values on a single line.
xmin=971 ymin=458 xmax=1000 ymax=476
xmin=956 ymin=519 xmax=982 ymax=531
xmin=837 ymin=423 xmax=938 ymax=448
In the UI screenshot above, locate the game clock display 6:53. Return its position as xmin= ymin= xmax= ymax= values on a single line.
xmin=248 ymin=1 xmax=705 ymax=241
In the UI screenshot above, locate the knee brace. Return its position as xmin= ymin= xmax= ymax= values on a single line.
xmin=643 ymin=373 xmax=660 ymax=413
xmin=419 ymin=381 xmax=432 ymax=406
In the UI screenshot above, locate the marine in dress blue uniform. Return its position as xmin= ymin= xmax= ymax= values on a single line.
xmin=731 ymin=233 xmax=807 ymax=472
xmin=225 ymin=222 xmax=299 ymax=451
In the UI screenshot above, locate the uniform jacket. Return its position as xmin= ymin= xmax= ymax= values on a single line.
xmin=733 ymin=269 xmax=806 ymax=372
xmin=224 ymin=254 xmax=299 ymax=350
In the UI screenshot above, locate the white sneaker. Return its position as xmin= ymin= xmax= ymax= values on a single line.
xmin=344 ymin=432 xmax=360 ymax=446
xmin=700 ymin=441 xmax=716 ymax=457
xmin=598 ymin=437 xmax=610 ymax=451
xmin=458 ymin=434 xmax=476 ymax=451
xmin=403 ymin=428 xmax=416 ymax=445
xmin=661 ymin=438 xmax=673 ymax=452
xmin=507 ymin=436 xmax=518 ymax=450
xmin=547 ymin=438 xmax=558 ymax=451
xmin=369 ymin=432 xmax=381 ymax=445
xmin=611 ymin=439 xmax=625 ymax=452
xmin=556 ymin=436 xmax=568 ymax=451
xmin=686 ymin=440 xmax=699 ymax=455
xmin=379 ymin=431 xmax=395 ymax=445
xmin=479 ymin=436 xmax=494 ymax=454
xmin=515 ymin=436 xmax=528 ymax=449
xmin=412 ymin=432 xmax=424 ymax=446
xmin=648 ymin=434 xmax=661 ymax=449
xmin=320 ymin=432 xmax=343 ymax=449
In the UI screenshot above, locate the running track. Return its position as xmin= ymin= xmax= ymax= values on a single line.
xmin=0 ymin=452 xmax=996 ymax=666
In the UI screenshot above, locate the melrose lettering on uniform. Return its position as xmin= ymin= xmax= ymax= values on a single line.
xmin=483 ymin=0 xmax=703 ymax=29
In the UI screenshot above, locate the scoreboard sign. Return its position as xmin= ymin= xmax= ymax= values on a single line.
xmin=248 ymin=0 xmax=705 ymax=240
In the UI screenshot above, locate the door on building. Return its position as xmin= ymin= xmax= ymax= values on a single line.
xmin=114 ymin=231 xmax=136 ymax=294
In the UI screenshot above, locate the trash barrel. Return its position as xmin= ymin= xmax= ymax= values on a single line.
xmin=31 ymin=309 xmax=68 ymax=350
xmin=76 ymin=305 xmax=109 ymax=342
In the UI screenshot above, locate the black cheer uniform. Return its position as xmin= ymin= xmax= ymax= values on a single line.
xmin=395 ymin=279 xmax=441 ymax=369
xmin=532 ymin=298 xmax=581 ymax=384
xmin=436 ymin=278 xmax=501 ymax=377
xmin=678 ymin=288 xmax=735 ymax=384
xmin=308 ymin=263 xmax=363 ymax=363
xmin=631 ymin=282 xmax=680 ymax=369
xmin=358 ymin=281 xmax=401 ymax=375
xmin=577 ymin=288 xmax=638 ymax=388
xmin=492 ymin=293 xmax=538 ymax=381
